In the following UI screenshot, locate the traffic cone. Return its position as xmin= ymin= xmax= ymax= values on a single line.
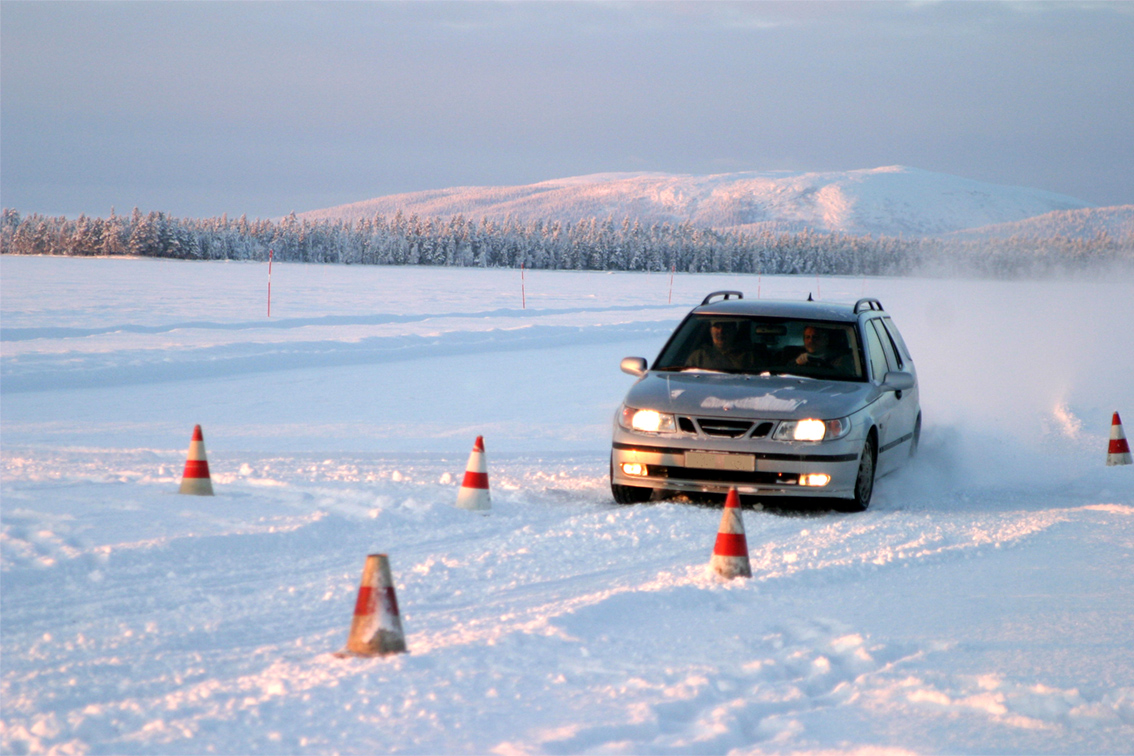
xmin=178 ymin=425 xmax=214 ymax=496
xmin=338 ymin=554 xmax=407 ymax=657
xmin=710 ymin=488 xmax=751 ymax=579
xmin=455 ymin=435 xmax=491 ymax=511
xmin=1108 ymin=412 xmax=1132 ymax=466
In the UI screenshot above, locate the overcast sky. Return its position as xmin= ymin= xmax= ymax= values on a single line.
xmin=2 ymin=1 xmax=1132 ymax=219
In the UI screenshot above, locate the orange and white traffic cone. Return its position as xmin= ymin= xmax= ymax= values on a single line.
xmin=178 ymin=424 xmax=214 ymax=496
xmin=710 ymin=488 xmax=751 ymax=579
xmin=1107 ymin=412 xmax=1132 ymax=466
xmin=455 ymin=435 xmax=491 ymax=511
xmin=338 ymin=554 xmax=407 ymax=657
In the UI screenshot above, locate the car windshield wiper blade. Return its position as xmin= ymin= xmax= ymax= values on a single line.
xmin=761 ymin=371 xmax=817 ymax=380
xmin=654 ymin=366 xmax=765 ymax=376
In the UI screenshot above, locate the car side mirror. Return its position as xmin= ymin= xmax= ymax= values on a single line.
xmin=881 ymin=370 xmax=915 ymax=392
xmin=620 ymin=357 xmax=648 ymax=377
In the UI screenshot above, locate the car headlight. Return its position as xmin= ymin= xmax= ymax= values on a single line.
xmin=773 ymin=417 xmax=851 ymax=442
xmin=619 ymin=405 xmax=676 ymax=433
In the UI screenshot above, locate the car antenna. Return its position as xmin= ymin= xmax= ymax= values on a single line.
xmin=807 ymin=292 xmax=813 ymax=301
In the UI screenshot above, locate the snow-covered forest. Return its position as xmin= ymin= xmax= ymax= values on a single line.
xmin=3 ymin=207 xmax=1131 ymax=277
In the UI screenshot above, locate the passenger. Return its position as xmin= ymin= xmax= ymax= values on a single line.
xmin=686 ymin=320 xmax=753 ymax=371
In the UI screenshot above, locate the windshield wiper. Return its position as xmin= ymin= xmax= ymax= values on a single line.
xmin=653 ymin=366 xmax=738 ymax=375
xmin=761 ymin=371 xmax=817 ymax=380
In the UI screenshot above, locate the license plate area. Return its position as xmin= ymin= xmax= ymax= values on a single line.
xmin=683 ymin=451 xmax=756 ymax=472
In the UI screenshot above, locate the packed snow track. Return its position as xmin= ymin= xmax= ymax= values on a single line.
xmin=2 ymin=258 xmax=1133 ymax=754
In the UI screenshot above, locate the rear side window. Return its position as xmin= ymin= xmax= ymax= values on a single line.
xmin=864 ymin=321 xmax=891 ymax=382
xmin=870 ymin=320 xmax=900 ymax=373
xmin=881 ymin=317 xmax=911 ymax=364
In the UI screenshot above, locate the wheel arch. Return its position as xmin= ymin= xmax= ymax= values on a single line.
xmin=864 ymin=423 xmax=879 ymax=455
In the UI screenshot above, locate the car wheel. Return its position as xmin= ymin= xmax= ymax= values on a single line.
xmin=611 ymin=482 xmax=653 ymax=504
xmin=836 ymin=435 xmax=876 ymax=513
xmin=909 ymin=413 xmax=922 ymax=459
xmin=610 ymin=456 xmax=652 ymax=504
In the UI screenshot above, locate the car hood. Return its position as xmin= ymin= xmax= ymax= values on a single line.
xmin=624 ymin=371 xmax=879 ymax=420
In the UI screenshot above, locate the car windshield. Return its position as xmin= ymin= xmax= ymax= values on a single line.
xmin=652 ymin=315 xmax=866 ymax=381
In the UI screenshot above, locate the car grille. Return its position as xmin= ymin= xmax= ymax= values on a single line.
xmin=695 ymin=418 xmax=754 ymax=437
xmin=673 ymin=417 xmax=778 ymax=438
xmin=752 ymin=421 xmax=774 ymax=437
xmin=692 ymin=417 xmax=779 ymax=438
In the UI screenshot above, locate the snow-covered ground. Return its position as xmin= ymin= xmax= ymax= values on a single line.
xmin=2 ymin=256 xmax=1133 ymax=755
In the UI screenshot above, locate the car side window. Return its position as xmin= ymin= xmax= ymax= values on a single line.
xmin=880 ymin=317 xmax=910 ymax=366
xmin=864 ymin=321 xmax=891 ymax=382
xmin=871 ymin=320 xmax=900 ymax=373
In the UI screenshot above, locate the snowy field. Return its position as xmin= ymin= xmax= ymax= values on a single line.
xmin=2 ymin=256 xmax=1134 ymax=755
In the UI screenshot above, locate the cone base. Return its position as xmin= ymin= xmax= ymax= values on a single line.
xmin=179 ymin=479 xmax=214 ymax=496
xmin=340 ymin=629 xmax=408 ymax=657
xmin=455 ymin=488 xmax=491 ymax=511
xmin=333 ymin=647 xmax=410 ymax=659
xmin=710 ymin=554 xmax=752 ymax=579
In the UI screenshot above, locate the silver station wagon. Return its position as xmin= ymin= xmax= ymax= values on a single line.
xmin=611 ymin=291 xmax=920 ymax=511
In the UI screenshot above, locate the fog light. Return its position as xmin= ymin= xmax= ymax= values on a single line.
xmin=800 ymin=473 xmax=831 ymax=487
xmin=621 ymin=462 xmax=648 ymax=477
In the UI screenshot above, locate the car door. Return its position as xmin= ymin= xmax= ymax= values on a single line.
xmin=863 ymin=318 xmax=904 ymax=474
xmin=878 ymin=316 xmax=919 ymax=448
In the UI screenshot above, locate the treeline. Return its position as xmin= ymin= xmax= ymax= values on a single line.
xmin=3 ymin=207 xmax=1131 ymax=278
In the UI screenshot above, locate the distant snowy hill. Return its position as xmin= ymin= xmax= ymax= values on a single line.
xmin=945 ymin=205 xmax=1134 ymax=242
xmin=298 ymin=166 xmax=1095 ymax=238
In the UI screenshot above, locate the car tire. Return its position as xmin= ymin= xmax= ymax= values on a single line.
xmin=611 ymin=482 xmax=652 ymax=504
xmin=835 ymin=435 xmax=876 ymax=513
xmin=610 ymin=456 xmax=652 ymax=504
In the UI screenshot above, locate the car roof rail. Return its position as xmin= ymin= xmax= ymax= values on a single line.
xmin=854 ymin=297 xmax=884 ymax=313
xmin=701 ymin=290 xmax=744 ymax=306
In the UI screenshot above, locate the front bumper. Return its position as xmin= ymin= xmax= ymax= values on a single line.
xmin=610 ymin=433 xmax=862 ymax=499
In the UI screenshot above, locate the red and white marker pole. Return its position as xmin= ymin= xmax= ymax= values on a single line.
xmin=267 ymin=248 xmax=273 ymax=317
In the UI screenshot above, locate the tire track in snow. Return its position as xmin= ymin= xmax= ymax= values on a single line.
xmin=1 ymin=322 xmax=674 ymax=392
xmin=0 ymin=303 xmax=681 ymax=342
xmin=4 ymin=456 xmax=1132 ymax=754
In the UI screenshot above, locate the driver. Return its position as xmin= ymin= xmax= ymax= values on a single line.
xmin=686 ymin=320 xmax=753 ymax=371
xmin=795 ymin=325 xmax=851 ymax=372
